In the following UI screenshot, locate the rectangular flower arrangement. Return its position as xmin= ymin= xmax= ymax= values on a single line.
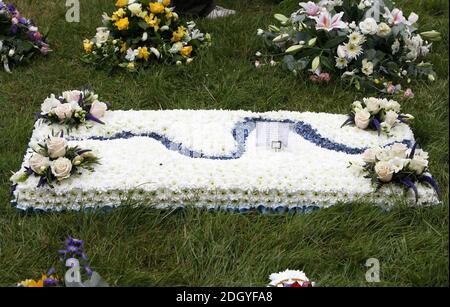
xmin=11 ymin=109 xmax=440 ymax=212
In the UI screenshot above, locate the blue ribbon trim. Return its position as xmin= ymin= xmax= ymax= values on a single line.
xmin=68 ymin=117 xmax=414 ymax=159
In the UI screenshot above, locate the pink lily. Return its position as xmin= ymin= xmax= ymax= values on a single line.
xmin=311 ymin=11 xmax=347 ymax=32
xmin=384 ymin=8 xmax=406 ymax=26
xmin=299 ymin=1 xmax=321 ymax=16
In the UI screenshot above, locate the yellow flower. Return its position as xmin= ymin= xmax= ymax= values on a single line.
xmin=120 ymin=41 xmax=127 ymax=53
xmin=137 ymin=46 xmax=150 ymax=61
xmin=115 ymin=0 xmax=128 ymax=8
xmin=111 ymin=8 xmax=126 ymax=21
xmin=144 ymin=14 xmax=160 ymax=31
xmin=165 ymin=8 xmax=173 ymax=18
xmin=171 ymin=26 xmax=186 ymax=42
xmin=115 ymin=17 xmax=129 ymax=31
xmin=163 ymin=0 xmax=171 ymax=6
xmin=83 ymin=39 xmax=93 ymax=53
xmin=180 ymin=46 xmax=193 ymax=57
xmin=149 ymin=2 xmax=165 ymax=14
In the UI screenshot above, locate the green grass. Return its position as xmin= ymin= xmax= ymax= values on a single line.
xmin=0 ymin=0 xmax=448 ymax=287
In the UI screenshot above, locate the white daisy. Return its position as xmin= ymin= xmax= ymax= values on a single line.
xmin=335 ymin=57 xmax=348 ymax=69
xmin=344 ymin=42 xmax=363 ymax=59
xmin=348 ymin=32 xmax=366 ymax=45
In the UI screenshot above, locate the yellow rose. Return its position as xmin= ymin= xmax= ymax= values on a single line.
xmin=180 ymin=46 xmax=193 ymax=57
xmin=149 ymin=2 xmax=165 ymax=14
xmin=83 ymin=39 xmax=93 ymax=53
xmin=137 ymin=47 xmax=150 ymax=61
xmin=115 ymin=0 xmax=128 ymax=8
xmin=115 ymin=17 xmax=129 ymax=31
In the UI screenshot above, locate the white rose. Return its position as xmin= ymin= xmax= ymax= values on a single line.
xmin=51 ymin=157 xmax=73 ymax=181
xmin=383 ymin=99 xmax=401 ymax=112
xmin=62 ymin=90 xmax=83 ymax=104
xmin=414 ymin=149 xmax=429 ymax=160
xmin=389 ymin=157 xmax=409 ymax=173
xmin=354 ymin=108 xmax=371 ymax=129
xmin=362 ymin=148 xmax=378 ymax=163
xmin=391 ymin=143 xmax=408 ymax=158
xmin=90 ymin=100 xmax=108 ymax=118
xmin=128 ymin=3 xmax=142 ymax=16
xmin=352 ymin=100 xmax=363 ymax=110
xmin=46 ymin=137 xmax=68 ymax=159
xmin=384 ymin=110 xmax=399 ymax=127
xmin=54 ymin=103 xmax=73 ymax=120
xmin=41 ymin=94 xmax=61 ymax=114
xmin=95 ymin=27 xmax=110 ymax=44
xmin=29 ymin=154 xmax=50 ymax=175
xmin=374 ymin=161 xmax=394 ymax=182
xmin=359 ymin=18 xmax=378 ymax=35
xmin=408 ymin=157 xmax=428 ymax=175
xmin=362 ymin=59 xmax=374 ymax=76
xmin=376 ymin=147 xmax=394 ymax=162
xmin=364 ymin=97 xmax=381 ymax=113
xmin=377 ymin=22 xmax=391 ymax=37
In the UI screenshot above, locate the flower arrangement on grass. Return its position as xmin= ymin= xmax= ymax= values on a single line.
xmin=0 ymin=1 xmax=50 ymax=73
xmin=82 ymin=0 xmax=211 ymax=72
xmin=36 ymin=88 xmax=110 ymax=129
xmin=16 ymin=236 xmax=108 ymax=287
xmin=342 ymin=96 xmax=414 ymax=135
xmin=360 ymin=142 xmax=439 ymax=201
xmin=256 ymin=0 xmax=441 ymax=93
xmin=268 ymin=269 xmax=316 ymax=287
xmin=10 ymin=135 xmax=100 ymax=188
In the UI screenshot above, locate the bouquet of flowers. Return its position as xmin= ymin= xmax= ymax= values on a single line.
xmin=36 ymin=89 xmax=110 ymax=129
xmin=82 ymin=0 xmax=211 ymax=72
xmin=0 ymin=1 xmax=50 ymax=73
xmin=256 ymin=0 xmax=441 ymax=93
xmin=268 ymin=269 xmax=315 ymax=287
xmin=360 ymin=142 xmax=439 ymax=201
xmin=10 ymin=135 xmax=100 ymax=188
xmin=16 ymin=236 xmax=108 ymax=287
xmin=342 ymin=96 xmax=414 ymax=134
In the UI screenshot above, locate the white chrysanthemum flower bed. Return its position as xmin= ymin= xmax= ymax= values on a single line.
xmin=12 ymin=110 xmax=438 ymax=212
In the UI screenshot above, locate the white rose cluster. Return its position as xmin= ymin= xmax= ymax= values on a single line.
xmin=349 ymin=97 xmax=414 ymax=134
xmin=362 ymin=143 xmax=430 ymax=183
xmin=39 ymin=89 xmax=108 ymax=127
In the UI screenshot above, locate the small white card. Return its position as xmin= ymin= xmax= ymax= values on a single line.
xmin=256 ymin=122 xmax=291 ymax=151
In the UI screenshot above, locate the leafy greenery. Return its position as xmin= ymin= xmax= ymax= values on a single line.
xmin=0 ymin=0 xmax=448 ymax=287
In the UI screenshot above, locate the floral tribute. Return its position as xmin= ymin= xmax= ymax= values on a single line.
xmin=0 ymin=1 xmax=50 ymax=73
xmin=10 ymin=135 xmax=100 ymax=188
xmin=16 ymin=236 xmax=108 ymax=287
xmin=37 ymin=89 xmax=110 ymax=129
xmin=82 ymin=0 xmax=211 ymax=72
xmin=256 ymin=0 xmax=441 ymax=93
xmin=268 ymin=269 xmax=316 ymax=287
xmin=360 ymin=142 xmax=440 ymax=201
xmin=342 ymin=96 xmax=413 ymax=135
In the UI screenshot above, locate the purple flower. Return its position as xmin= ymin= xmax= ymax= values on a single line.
xmin=84 ymin=265 xmax=93 ymax=276
xmin=43 ymin=278 xmax=59 ymax=287
xmin=10 ymin=24 xmax=17 ymax=34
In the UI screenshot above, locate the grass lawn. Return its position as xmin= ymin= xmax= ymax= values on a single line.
xmin=0 ymin=0 xmax=448 ymax=287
